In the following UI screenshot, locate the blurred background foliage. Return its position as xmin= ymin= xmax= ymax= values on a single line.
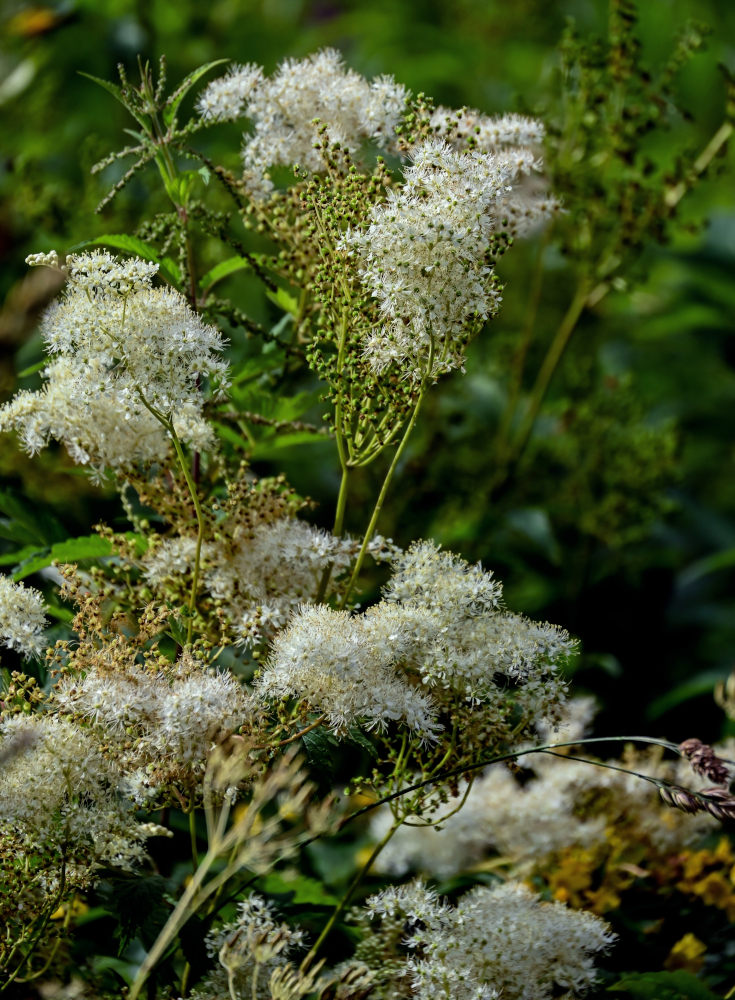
xmin=1 ymin=0 xmax=735 ymax=743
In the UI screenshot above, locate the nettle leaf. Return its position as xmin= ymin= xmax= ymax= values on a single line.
xmin=78 ymin=72 xmax=151 ymax=133
xmin=0 ymin=490 xmax=66 ymax=546
xmin=301 ymin=728 xmax=340 ymax=779
xmin=98 ymin=874 xmax=170 ymax=953
xmin=608 ymin=971 xmax=721 ymax=1000
xmin=69 ymin=234 xmax=182 ymax=286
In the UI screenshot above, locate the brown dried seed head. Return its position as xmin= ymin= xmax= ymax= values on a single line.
xmin=659 ymin=784 xmax=703 ymax=815
xmin=679 ymin=738 xmax=731 ymax=785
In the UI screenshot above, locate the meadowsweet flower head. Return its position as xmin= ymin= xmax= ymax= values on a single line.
xmin=43 ymin=251 xmax=228 ymax=416
xmin=54 ymin=651 xmax=255 ymax=801
xmin=258 ymin=602 xmax=441 ymax=739
xmin=365 ymin=881 xmax=615 ymax=1000
xmin=0 ymin=575 xmax=47 ymax=658
xmin=430 ymin=107 xmax=546 ymax=151
xmin=0 ymin=714 xmax=151 ymax=877
xmin=142 ymin=515 xmax=397 ymax=646
xmin=342 ymin=139 xmax=530 ymax=380
xmin=1 ymin=251 xmax=226 ymax=475
xmin=197 ymin=62 xmax=263 ymax=122
xmin=384 ymin=540 xmax=574 ymax=705
xmin=226 ymin=49 xmax=407 ymax=199
xmin=0 ymin=356 xmax=214 ymax=478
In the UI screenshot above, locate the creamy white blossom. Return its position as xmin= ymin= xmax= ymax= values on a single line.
xmin=42 ymin=251 xmax=228 ymax=416
xmin=0 ymin=575 xmax=47 ymax=657
xmin=197 ymin=62 xmax=263 ymax=122
xmin=142 ymin=519 xmax=397 ymax=646
xmin=1 ymin=252 xmax=226 ymax=475
xmin=0 ymin=714 xmax=151 ymax=874
xmin=0 ymin=356 xmax=214 ymax=477
xmin=219 ymin=49 xmax=407 ymax=199
xmin=384 ymin=540 xmax=575 ymax=704
xmin=258 ymin=602 xmax=441 ymax=739
xmin=54 ymin=653 xmax=254 ymax=801
xmin=258 ymin=540 xmax=572 ymax=739
xmin=367 ymin=881 xmax=615 ymax=1000
xmin=430 ymin=107 xmax=546 ymax=151
xmin=342 ymin=139 xmax=539 ymax=379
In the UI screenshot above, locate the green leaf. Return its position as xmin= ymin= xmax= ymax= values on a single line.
xmin=301 ymin=728 xmax=339 ymax=777
xmin=266 ymin=284 xmax=300 ymax=316
xmin=679 ymin=546 xmax=735 ymax=586
xmin=199 ymin=256 xmax=255 ymax=294
xmin=78 ymin=72 xmax=149 ymax=131
xmin=0 ymin=490 xmax=66 ymax=546
xmin=646 ymin=670 xmax=728 ymax=719
xmin=608 ymin=970 xmax=721 ymax=999
xmin=347 ymin=727 xmax=379 ymax=759
xmin=0 ymin=544 xmax=45 ymax=568
xmin=167 ymin=616 xmax=188 ymax=647
xmin=68 ymin=234 xmax=182 ymax=286
xmin=163 ymin=59 xmax=229 ymax=126
xmin=16 ymin=359 xmax=47 ymax=379
xmin=259 ymin=871 xmax=339 ymax=906
xmin=12 ymin=534 xmax=114 ymax=580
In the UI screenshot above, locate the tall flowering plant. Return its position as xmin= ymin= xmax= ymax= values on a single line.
xmin=1 ymin=9 xmax=734 ymax=997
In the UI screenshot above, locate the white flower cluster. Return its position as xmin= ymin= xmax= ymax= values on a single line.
xmin=196 ymin=62 xmax=263 ymax=123
xmin=0 ymin=252 xmax=226 ymax=476
xmin=430 ymin=107 xmax=546 ymax=152
xmin=0 ymin=714 xmax=151 ymax=876
xmin=259 ymin=602 xmax=441 ymax=739
xmin=342 ymin=138 xmax=546 ymax=380
xmin=1 ymin=357 xmax=214 ymax=479
xmin=0 ymin=575 xmax=47 ymax=658
xmin=143 ymin=518 xmax=397 ymax=646
xmin=54 ymin=653 xmax=254 ymax=802
xmin=258 ymin=540 xmax=572 ymax=739
xmin=367 ymin=881 xmax=615 ymax=1000
xmin=385 ymin=541 xmax=574 ymax=704
xmin=199 ymin=49 xmax=407 ymax=200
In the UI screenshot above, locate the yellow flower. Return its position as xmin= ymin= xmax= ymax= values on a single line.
xmin=664 ymin=933 xmax=706 ymax=973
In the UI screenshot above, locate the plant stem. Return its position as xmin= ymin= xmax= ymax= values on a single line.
xmin=315 ymin=465 xmax=350 ymax=604
xmin=167 ymin=421 xmax=205 ymax=645
xmin=494 ymin=280 xmax=590 ymax=493
xmin=188 ymin=808 xmax=199 ymax=870
xmin=300 ymin=816 xmax=402 ymax=973
xmin=340 ymin=373 xmax=429 ymax=608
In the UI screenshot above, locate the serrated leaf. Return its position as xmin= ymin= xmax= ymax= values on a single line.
xmin=12 ymin=534 xmax=114 ymax=580
xmin=167 ymin=616 xmax=188 ymax=646
xmin=302 ymin=727 xmax=339 ymax=777
xmin=163 ymin=59 xmax=229 ymax=126
xmin=347 ymin=727 xmax=379 ymax=759
xmin=68 ymin=234 xmax=182 ymax=286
